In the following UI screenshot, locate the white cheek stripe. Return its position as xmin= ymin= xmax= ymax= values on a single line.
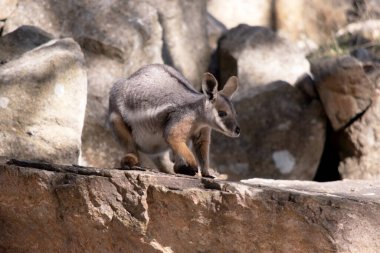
xmin=126 ymin=104 xmax=173 ymax=122
xmin=212 ymin=108 xmax=229 ymax=133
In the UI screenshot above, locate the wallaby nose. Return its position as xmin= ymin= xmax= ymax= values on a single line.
xmin=235 ymin=126 xmax=240 ymax=135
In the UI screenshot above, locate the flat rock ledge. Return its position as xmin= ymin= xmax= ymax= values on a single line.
xmin=0 ymin=159 xmax=379 ymax=253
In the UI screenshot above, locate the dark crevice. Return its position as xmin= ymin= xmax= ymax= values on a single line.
xmin=313 ymin=125 xmax=342 ymax=182
xmin=341 ymin=103 xmax=371 ymax=130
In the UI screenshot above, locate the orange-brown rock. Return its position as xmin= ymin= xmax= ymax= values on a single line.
xmin=1 ymin=159 xmax=379 ymax=252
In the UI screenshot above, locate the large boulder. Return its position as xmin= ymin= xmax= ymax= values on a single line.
xmin=217 ymin=25 xmax=310 ymax=97
xmin=3 ymin=0 xmax=210 ymax=168
xmin=1 ymin=160 xmax=380 ymax=253
xmin=211 ymin=81 xmax=326 ymax=181
xmin=311 ymin=56 xmax=375 ymax=131
xmin=0 ymin=27 xmax=87 ymax=164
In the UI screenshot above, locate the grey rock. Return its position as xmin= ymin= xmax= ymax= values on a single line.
xmin=217 ymin=25 xmax=310 ymax=98
xmin=1 ymin=160 xmax=380 ymax=253
xmin=0 ymin=29 xmax=87 ymax=164
xmin=210 ymin=81 xmax=326 ymax=180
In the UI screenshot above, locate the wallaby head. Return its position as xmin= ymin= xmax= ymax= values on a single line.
xmin=201 ymin=73 xmax=240 ymax=138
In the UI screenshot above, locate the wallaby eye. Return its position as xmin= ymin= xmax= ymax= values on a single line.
xmin=218 ymin=111 xmax=227 ymax=117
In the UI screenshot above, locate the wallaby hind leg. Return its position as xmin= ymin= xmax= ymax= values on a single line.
xmin=109 ymin=112 xmax=140 ymax=168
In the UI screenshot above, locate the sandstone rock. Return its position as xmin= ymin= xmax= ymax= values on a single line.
xmin=1 ymin=160 xmax=380 ymax=253
xmin=217 ymin=25 xmax=310 ymax=97
xmin=207 ymin=0 xmax=272 ymax=29
xmin=0 ymin=0 xmax=18 ymax=20
xmin=336 ymin=94 xmax=380 ymax=179
xmin=275 ymin=0 xmax=352 ymax=45
xmin=0 ymin=28 xmax=87 ymax=164
xmin=311 ymin=56 xmax=375 ymax=131
xmin=4 ymin=0 xmax=211 ymax=168
xmin=211 ymin=81 xmax=326 ymax=180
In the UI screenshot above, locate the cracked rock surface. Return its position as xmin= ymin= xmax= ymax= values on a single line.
xmin=0 ymin=160 xmax=379 ymax=253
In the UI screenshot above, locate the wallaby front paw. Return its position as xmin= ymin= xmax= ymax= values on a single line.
xmin=120 ymin=153 xmax=140 ymax=168
xmin=174 ymin=164 xmax=198 ymax=176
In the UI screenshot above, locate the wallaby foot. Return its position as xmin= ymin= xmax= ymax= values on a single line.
xmin=174 ymin=164 xmax=198 ymax=176
xmin=121 ymin=153 xmax=140 ymax=168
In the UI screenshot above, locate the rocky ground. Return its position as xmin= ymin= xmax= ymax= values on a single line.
xmin=1 ymin=158 xmax=379 ymax=253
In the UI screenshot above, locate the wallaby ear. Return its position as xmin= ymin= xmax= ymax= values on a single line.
xmin=220 ymin=76 xmax=239 ymax=99
xmin=202 ymin=72 xmax=218 ymax=101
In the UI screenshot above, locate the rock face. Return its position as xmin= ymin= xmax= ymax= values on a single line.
xmin=217 ymin=25 xmax=310 ymax=97
xmin=1 ymin=160 xmax=379 ymax=253
xmin=211 ymin=81 xmax=326 ymax=181
xmin=311 ymin=56 xmax=375 ymax=131
xmin=0 ymin=27 xmax=87 ymax=164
